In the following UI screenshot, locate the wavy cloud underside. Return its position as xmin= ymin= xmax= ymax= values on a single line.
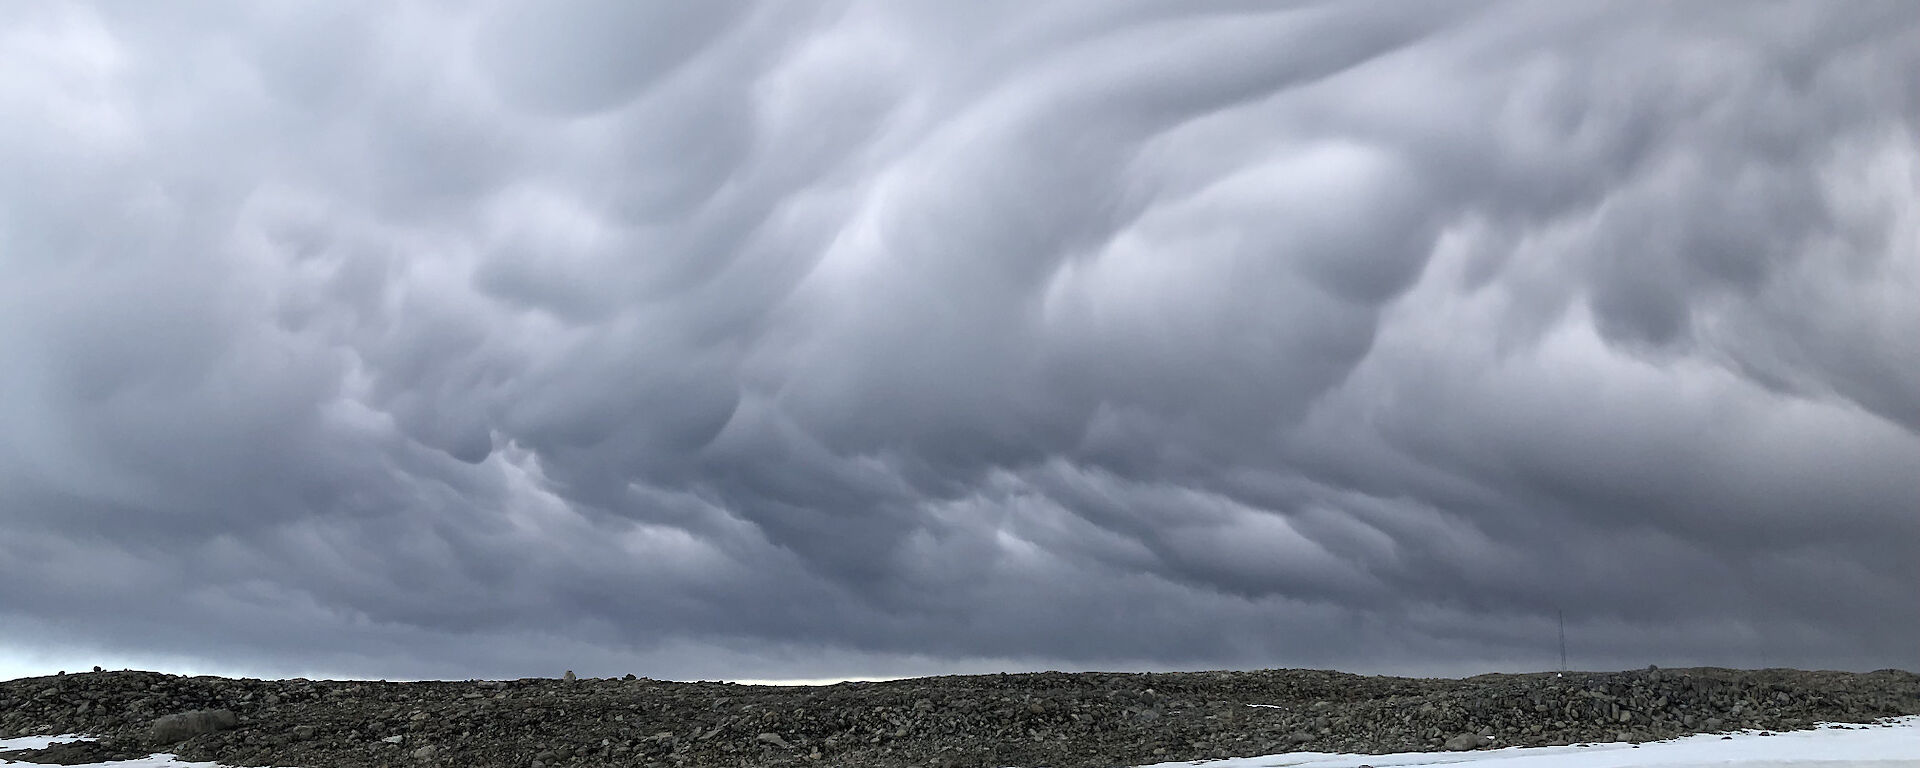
xmin=1 ymin=1 xmax=1915 ymax=680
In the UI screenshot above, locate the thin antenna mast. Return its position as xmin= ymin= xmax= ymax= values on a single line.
xmin=1557 ymin=609 xmax=1567 ymax=672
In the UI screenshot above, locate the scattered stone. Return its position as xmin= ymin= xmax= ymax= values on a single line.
xmin=412 ymin=744 xmax=440 ymax=760
xmin=292 ymin=725 xmax=317 ymax=740
xmin=756 ymin=732 xmax=792 ymax=748
xmin=382 ymin=734 xmax=405 ymax=744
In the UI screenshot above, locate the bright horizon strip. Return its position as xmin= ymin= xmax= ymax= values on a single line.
xmin=718 ymin=676 xmax=908 ymax=686
xmin=0 ymin=651 xmax=905 ymax=687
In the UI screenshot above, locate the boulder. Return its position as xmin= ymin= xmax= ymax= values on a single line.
xmin=149 ymin=709 xmax=238 ymax=744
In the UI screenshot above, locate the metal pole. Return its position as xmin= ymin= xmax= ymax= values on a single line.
xmin=1557 ymin=609 xmax=1567 ymax=672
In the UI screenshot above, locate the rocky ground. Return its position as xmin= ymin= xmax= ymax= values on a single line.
xmin=2 ymin=666 xmax=1916 ymax=768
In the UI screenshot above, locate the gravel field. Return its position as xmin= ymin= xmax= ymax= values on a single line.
xmin=2 ymin=667 xmax=1916 ymax=768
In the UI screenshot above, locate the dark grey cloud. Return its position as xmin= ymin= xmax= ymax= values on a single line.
xmin=2 ymin=0 xmax=1916 ymax=683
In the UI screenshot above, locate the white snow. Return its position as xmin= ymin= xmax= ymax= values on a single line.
xmin=3 ymin=717 xmax=1914 ymax=768
xmin=0 ymin=735 xmax=83 ymax=751
xmin=1130 ymin=717 xmax=1920 ymax=768
xmin=0 ymin=734 xmax=219 ymax=767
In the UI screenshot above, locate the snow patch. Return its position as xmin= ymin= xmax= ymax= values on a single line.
xmin=1130 ymin=717 xmax=1920 ymax=768
xmin=0 ymin=733 xmax=222 ymax=768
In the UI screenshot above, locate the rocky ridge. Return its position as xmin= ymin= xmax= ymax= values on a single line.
xmin=2 ymin=667 xmax=1916 ymax=767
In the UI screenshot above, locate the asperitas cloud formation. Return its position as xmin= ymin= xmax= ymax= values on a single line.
xmin=0 ymin=1 xmax=1915 ymax=682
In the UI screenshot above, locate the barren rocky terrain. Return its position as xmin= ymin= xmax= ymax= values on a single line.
xmin=2 ymin=666 xmax=1916 ymax=767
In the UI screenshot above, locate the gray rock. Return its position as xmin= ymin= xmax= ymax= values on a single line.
xmin=1445 ymin=732 xmax=1493 ymax=751
xmin=291 ymin=725 xmax=316 ymax=740
xmin=1285 ymin=730 xmax=1315 ymax=745
xmin=382 ymin=734 xmax=405 ymax=744
xmin=411 ymin=744 xmax=439 ymax=760
xmin=148 ymin=709 xmax=238 ymax=744
xmin=756 ymin=732 xmax=792 ymax=748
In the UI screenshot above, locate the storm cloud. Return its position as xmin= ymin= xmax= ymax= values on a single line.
xmin=1 ymin=1 xmax=1915 ymax=682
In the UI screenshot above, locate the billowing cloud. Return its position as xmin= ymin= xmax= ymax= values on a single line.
xmin=1 ymin=0 xmax=1915 ymax=682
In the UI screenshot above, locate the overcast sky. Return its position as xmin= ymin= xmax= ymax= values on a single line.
xmin=1 ymin=1 xmax=1916 ymax=684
